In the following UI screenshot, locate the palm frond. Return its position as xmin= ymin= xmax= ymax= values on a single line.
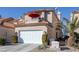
xmin=73 ymin=17 xmax=78 ymax=27
xmin=63 ymin=17 xmax=70 ymax=23
xmin=74 ymin=20 xmax=79 ymax=29
xmin=66 ymin=22 xmax=72 ymax=32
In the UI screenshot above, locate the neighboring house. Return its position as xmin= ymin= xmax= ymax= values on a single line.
xmin=0 ymin=18 xmax=15 ymax=43
xmin=15 ymin=10 xmax=63 ymax=44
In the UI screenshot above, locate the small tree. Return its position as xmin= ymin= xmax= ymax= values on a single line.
xmin=12 ymin=33 xmax=18 ymax=43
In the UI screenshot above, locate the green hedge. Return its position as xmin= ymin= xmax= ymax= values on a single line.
xmin=0 ymin=37 xmax=5 ymax=45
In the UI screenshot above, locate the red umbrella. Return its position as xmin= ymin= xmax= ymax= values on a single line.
xmin=28 ymin=13 xmax=40 ymax=18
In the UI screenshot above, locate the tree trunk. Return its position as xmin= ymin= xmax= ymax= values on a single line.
xmin=67 ymin=33 xmax=74 ymax=47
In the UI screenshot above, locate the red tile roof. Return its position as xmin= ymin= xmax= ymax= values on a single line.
xmin=15 ymin=22 xmax=48 ymax=27
xmin=0 ymin=18 xmax=16 ymax=29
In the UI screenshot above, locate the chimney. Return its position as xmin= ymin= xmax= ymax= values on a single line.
xmin=57 ymin=11 xmax=61 ymax=20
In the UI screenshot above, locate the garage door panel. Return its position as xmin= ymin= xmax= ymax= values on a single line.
xmin=19 ymin=30 xmax=43 ymax=44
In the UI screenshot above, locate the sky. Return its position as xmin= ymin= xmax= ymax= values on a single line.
xmin=0 ymin=7 xmax=79 ymax=20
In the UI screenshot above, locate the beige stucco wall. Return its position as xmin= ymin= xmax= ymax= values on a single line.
xmin=24 ymin=15 xmax=39 ymax=24
xmin=15 ymin=26 xmax=47 ymax=33
xmin=0 ymin=27 xmax=15 ymax=43
xmin=0 ymin=27 xmax=7 ymax=38
xmin=47 ymin=12 xmax=53 ymax=23
xmin=6 ymin=29 xmax=15 ymax=42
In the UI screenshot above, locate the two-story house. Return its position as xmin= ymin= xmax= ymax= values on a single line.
xmin=15 ymin=10 xmax=63 ymax=44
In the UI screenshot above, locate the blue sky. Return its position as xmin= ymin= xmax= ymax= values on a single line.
xmin=0 ymin=7 xmax=79 ymax=20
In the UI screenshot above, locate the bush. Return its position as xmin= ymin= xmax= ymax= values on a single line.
xmin=12 ymin=35 xmax=18 ymax=43
xmin=0 ymin=37 xmax=6 ymax=45
xmin=42 ymin=32 xmax=49 ymax=48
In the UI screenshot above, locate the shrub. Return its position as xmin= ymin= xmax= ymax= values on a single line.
xmin=42 ymin=32 xmax=49 ymax=48
xmin=0 ymin=37 xmax=6 ymax=45
xmin=12 ymin=35 xmax=18 ymax=43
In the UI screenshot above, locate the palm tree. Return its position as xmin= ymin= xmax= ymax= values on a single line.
xmin=62 ymin=17 xmax=79 ymax=47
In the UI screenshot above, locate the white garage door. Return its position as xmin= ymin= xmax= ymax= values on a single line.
xmin=18 ymin=30 xmax=43 ymax=44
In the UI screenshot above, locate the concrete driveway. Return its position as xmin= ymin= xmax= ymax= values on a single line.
xmin=0 ymin=44 xmax=60 ymax=52
xmin=0 ymin=44 xmax=39 ymax=52
xmin=0 ymin=44 xmax=75 ymax=52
